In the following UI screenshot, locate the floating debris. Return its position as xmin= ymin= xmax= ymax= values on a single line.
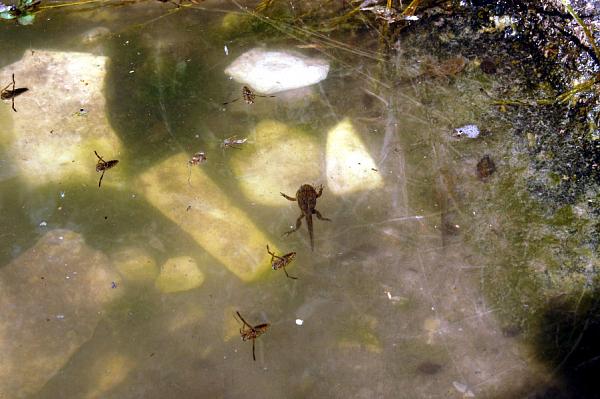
xmin=187 ymin=151 xmax=207 ymax=185
xmin=477 ymin=155 xmax=496 ymax=180
xmin=221 ymin=135 xmax=248 ymax=150
xmin=452 ymin=381 xmax=475 ymax=397
xmin=74 ymin=108 xmax=88 ymax=116
xmin=360 ymin=5 xmax=419 ymax=23
xmin=385 ymin=290 xmax=408 ymax=304
xmin=454 ymin=124 xmax=480 ymax=138
xmin=0 ymin=0 xmax=39 ymax=25
xmin=189 ymin=151 xmax=207 ymax=166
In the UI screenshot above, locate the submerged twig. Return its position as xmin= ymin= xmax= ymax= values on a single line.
xmin=493 ymin=73 xmax=600 ymax=107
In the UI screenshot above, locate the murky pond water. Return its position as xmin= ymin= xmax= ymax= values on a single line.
xmin=1 ymin=1 xmax=597 ymax=398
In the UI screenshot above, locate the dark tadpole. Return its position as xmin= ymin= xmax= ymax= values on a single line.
xmin=480 ymin=57 xmax=497 ymax=75
xmin=477 ymin=155 xmax=496 ymax=180
xmin=417 ymin=361 xmax=443 ymax=375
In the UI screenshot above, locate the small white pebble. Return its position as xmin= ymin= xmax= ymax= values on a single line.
xmin=295 ymin=319 xmax=303 ymax=326
xmin=39 ymin=221 xmax=47 ymax=227
xmin=56 ymin=314 xmax=65 ymax=319
xmin=454 ymin=124 xmax=480 ymax=138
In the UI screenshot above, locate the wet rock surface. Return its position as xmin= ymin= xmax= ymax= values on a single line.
xmin=0 ymin=50 xmax=122 ymax=186
xmin=0 ymin=230 xmax=120 ymax=398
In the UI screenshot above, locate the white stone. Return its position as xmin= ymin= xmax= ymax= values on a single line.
xmin=0 ymin=230 xmax=121 ymax=398
xmin=0 ymin=50 xmax=122 ymax=185
xmin=224 ymin=48 xmax=329 ymax=94
xmin=454 ymin=124 xmax=480 ymax=138
xmin=155 ymin=256 xmax=204 ymax=293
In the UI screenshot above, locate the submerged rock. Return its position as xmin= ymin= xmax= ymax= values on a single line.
xmin=136 ymin=152 xmax=274 ymax=281
xmin=112 ymin=247 xmax=158 ymax=284
xmin=155 ymin=256 xmax=204 ymax=293
xmin=224 ymin=48 xmax=329 ymax=94
xmin=326 ymin=118 xmax=383 ymax=195
xmin=229 ymin=119 xmax=321 ymax=206
xmin=0 ymin=50 xmax=122 ymax=186
xmin=0 ymin=230 xmax=121 ymax=398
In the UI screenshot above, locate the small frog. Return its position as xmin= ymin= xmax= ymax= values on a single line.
xmin=266 ymin=244 xmax=297 ymax=279
xmin=281 ymin=184 xmax=331 ymax=251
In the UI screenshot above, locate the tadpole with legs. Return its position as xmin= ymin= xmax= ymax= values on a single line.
xmin=235 ymin=311 xmax=270 ymax=361
xmin=1 ymin=74 xmax=28 ymax=112
xmin=94 ymin=150 xmax=119 ymax=188
xmin=223 ymin=86 xmax=275 ymax=105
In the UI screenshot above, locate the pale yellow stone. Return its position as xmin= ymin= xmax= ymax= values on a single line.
xmin=137 ymin=153 xmax=275 ymax=281
xmin=0 ymin=50 xmax=122 ymax=186
xmin=155 ymin=256 xmax=204 ymax=293
xmin=85 ymin=353 xmax=134 ymax=399
xmin=167 ymin=301 xmax=203 ymax=332
xmin=229 ymin=119 xmax=322 ymax=206
xmin=112 ymin=247 xmax=158 ymax=283
xmin=326 ymin=118 xmax=383 ymax=194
